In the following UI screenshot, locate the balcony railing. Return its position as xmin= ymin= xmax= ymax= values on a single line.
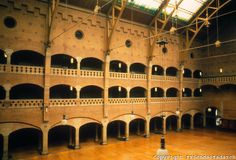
xmin=108 ymin=98 xmax=128 ymax=104
xmin=110 ymin=72 xmax=129 ymax=79
xmin=50 ymin=99 xmax=78 ymax=107
xmin=0 ymin=99 xmax=43 ymax=108
xmin=80 ymin=98 xmax=104 ymax=106
xmin=80 ymin=70 xmax=104 ymax=78
xmin=11 ymin=65 xmax=44 ymax=75
xmin=51 ymin=68 xmax=77 ymax=76
xmin=201 ymin=75 xmax=236 ymax=84
xmin=130 ymin=73 xmax=147 ymax=80
xmin=0 ymin=64 xmax=6 ymax=72
xmin=130 ymin=98 xmax=147 ymax=104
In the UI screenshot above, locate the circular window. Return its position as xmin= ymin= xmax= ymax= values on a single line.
xmin=125 ymin=39 xmax=132 ymax=48
xmin=75 ymin=30 xmax=84 ymax=39
xmin=4 ymin=16 xmax=17 ymax=28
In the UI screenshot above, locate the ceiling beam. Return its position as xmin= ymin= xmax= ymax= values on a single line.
xmin=149 ymin=0 xmax=171 ymax=27
xmin=106 ymin=0 xmax=127 ymax=52
xmin=148 ymin=0 xmax=183 ymax=60
xmin=185 ymin=0 xmax=231 ymax=49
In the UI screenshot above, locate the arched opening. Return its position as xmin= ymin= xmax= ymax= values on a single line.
xmin=9 ymin=128 xmax=41 ymax=158
xmin=130 ymin=87 xmax=146 ymax=98
xmin=166 ymin=115 xmax=178 ymax=131
xmin=129 ymin=118 xmax=145 ymax=136
xmin=183 ymin=68 xmax=192 ymax=78
xmin=51 ymin=54 xmax=77 ymax=69
xmin=219 ymin=84 xmax=236 ymax=92
xmin=205 ymin=107 xmax=219 ymax=128
xmin=150 ymin=117 xmax=163 ymax=134
xmin=80 ymin=57 xmax=103 ymax=71
xmin=80 ymin=86 xmax=103 ymax=98
xmin=108 ymin=86 xmax=127 ymax=98
xmin=182 ymin=88 xmax=192 ymax=97
xmin=166 ymin=67 xmax=178 ymax=77
xmin=152 ymin=65 xmax=164 ymax=75
xmin=193 ymin=70 xmax=202 ymax=78
xmin=107 ymin=120 xmax=126 ymax=140
xmin=0 ymin=49 xmax=7 ymax=64
xmin=80 ymin=123 xmax=101 ymax=146
xmin=11 ymin=50 xmax=44 ymax=66
xmin=181 ymin=114 xmax=191 ymax=129
xmin=194 ymin=88 xmax=202 ymax=97
xmin=10 ymin=84 xmax=43 ymax=99
xmin=50 ymin=85 xmax=76 ymax=99
xmin=0 ymin=86 xmax=6 ymax=99
xmin=194 ymin=113 xmax=203 ymax=128
xmin=110 ymin=60 xmax=127 ymax=73
xmin=166 ymin=88 xmax=178 ymax=97
xmin=202 ymin=85 xmax=219 ymax=97
xmin=130 ymin=63 xmax=146 ymax=74
xmin=49 ymin=125 xmax=75 ymax=150
xmin=151 ymin=87 xmax=164 ymax=97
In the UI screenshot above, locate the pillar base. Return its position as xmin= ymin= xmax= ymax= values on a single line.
xmin=41 ymin=151 xmax=48 ymax=155
xmin=74 ymin=145 xmax=80 ymax=149
xmin=144 ymin=134 xmax=150 ymax=138
xmin=100 ymin=141 xmax=107 ymax=145
xmin=2 ymin=155 xmax=8 ymax=160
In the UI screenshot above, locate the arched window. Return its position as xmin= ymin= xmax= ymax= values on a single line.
xmin=80 ymin=57 xmax=103 ymax=71
xmin=151 ymin=87 xmax=164 ymax=97
xmin=182 ymin=88 xmax=192 ymax=97
xmin=130 ymin=63 xmax=146 ymax=74
xmin=0 ymin=86 xmax=6 ymax=99
xmin=0 ymin=49 xmax=7 ymax=64
xmin=80 ymin=86 xmax=103 ymax=98
xmin=152 ymin=65 xmax=164 ymax=75
xmin=183 ymin=68 xmax=192 ymax=78
xmin=51 ymin=54 xmax=77 ymax=69
xmin=11 ymin=50 xmax=44 ymax=66
xmin=166 ymin=67 xmax=178 ymax=76
xmin=10 ymin=84 xmax=43 ymax=99
xmin=109 ymin=86 xmax=127 ymax=98
xmin=110 ymin=60 xmax=127 ymax=73
xmin=130 ymin=87 xmax=146 ymax=97
xmin=50 ymin=85 xmax=76 ymax=99
xmin=166 ymin=88 xmax=178 ymax=97
xmin=193 ymin=70 xmax=202 ymax=78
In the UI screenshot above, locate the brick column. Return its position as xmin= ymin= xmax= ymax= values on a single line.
xmin=2 ymin=134 xmax=9 ymax=160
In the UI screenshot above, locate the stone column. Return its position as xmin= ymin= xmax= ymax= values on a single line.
xmin=74 ymin=128 xmax=80 ymax=149
xmin=117 ymin=122 xmax=121 ymax=138
xmin=177 ymin=116 xmax=182 ymax=132
xmin=41 ymin=130 xmax=48 ymax=155
xmin=95 ymin=124 xmax=99 ymax=142
xmin=103 ymin=55 xmax=110 ymax=118
xmin=125 ymin=122 xmax=129 ymax=141
xmin=190 ymin=115 xmax=194 ymax=130
xmin=163 ymin=118 xmax=166 ymax=135
xmin=68 ymin=127 xmax=73 ymax=147
xmin=145 ymin=120 xmax=150 ymax=138
xmin=2 ymin=134 xmax=9 ymax=160
xmin=101 ymin=124 xmax=107 ymax=145
xmin=137 ymin=120 xmax=141 ymax=135
xmin=5 ymin=49 xmax=13 ymax=73
xmin=76 ymin=57 xmax=82 ymax=75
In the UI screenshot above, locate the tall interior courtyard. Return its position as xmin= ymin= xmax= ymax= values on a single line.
xmin=0 ymin=0 xmax=236 ymax=159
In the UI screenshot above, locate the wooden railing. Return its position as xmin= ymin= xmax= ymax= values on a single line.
xmin=11 ymin=65 xmax=44 ymax=75
xmin=50 ymin=99 xmax=77 ymax=107
xmin=80 ymin=70 xmax=104 ymax=78
xmin=51 ymin=68 xmax=77 ymax=76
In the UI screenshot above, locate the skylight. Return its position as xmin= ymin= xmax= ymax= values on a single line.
xmin=127 ymin=0 xmax=208 ymax=21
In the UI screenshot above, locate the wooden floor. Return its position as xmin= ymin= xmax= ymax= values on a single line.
xmin=10 ymin=129 xmax=236 ymax=160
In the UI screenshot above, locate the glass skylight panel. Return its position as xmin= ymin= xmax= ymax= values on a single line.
xmin=179 ymin=0 xmax=203 ymax=16
xmin=128 ymin=0 xmax=162 ymax=11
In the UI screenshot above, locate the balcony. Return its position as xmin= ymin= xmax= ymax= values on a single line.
xmin=51 ymin=68 xmax=77 ymax=76
xmin=0 ymin=99 xmax=43 ymax=108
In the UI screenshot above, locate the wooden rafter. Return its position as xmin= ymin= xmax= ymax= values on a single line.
xmin=148 ymin=0 xmax=183 ymax=60
xmin=106 ymin=0 xmax=127 ymax=51
xmin=185 ymin=0 xmax=231 ymax=49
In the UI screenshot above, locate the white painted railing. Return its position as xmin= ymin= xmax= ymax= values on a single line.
xmin=130 ymin=73 xmax=147 ymax=80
